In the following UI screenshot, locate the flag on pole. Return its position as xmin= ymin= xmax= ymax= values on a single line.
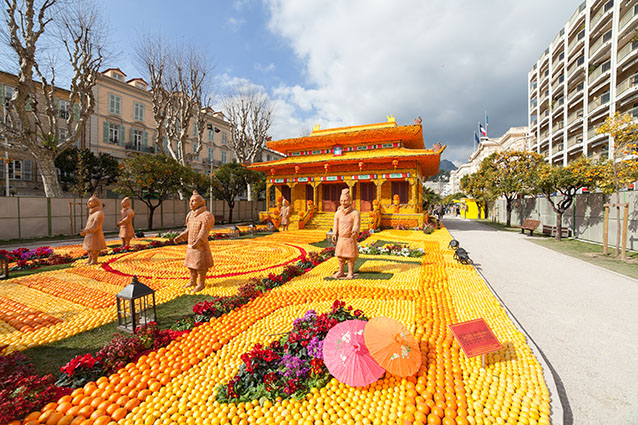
xmin=474 ymin=131 xmax=480 ymax=148
xmin=485 ymin=111 xmax=489 ymax=134
xmin=479 ymin=123 xmax=487 ymax=137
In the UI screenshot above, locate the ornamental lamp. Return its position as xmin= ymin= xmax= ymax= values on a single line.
xmin=295 ymin=165 xmax=300 ymax=174
xmin=248 ymin=223 xmax=256 ymax=236
xmin=116 ymin=275 xmax=156 ymax=333
xmin=392 ymin=159 xmax=399 ymax=170
xmin=0 ymin=252 xmax=9 ymax=280
xmin=358 ymin=161 xmax=364 ymax=172
xmin=326 ymin=229 xmax=334 ymax=245
xmin=231 ymin=225 xmax=241 ymax=239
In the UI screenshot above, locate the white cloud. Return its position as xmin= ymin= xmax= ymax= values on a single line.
xmin=263 ymin=0 xmax=580 ymax=163
xmin=225 ymin=17 xmax=246 ymax=32
xmin=255 ymin=63 xmax=276 ymax=73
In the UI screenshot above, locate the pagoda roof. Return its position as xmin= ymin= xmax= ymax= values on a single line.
xmin=266 ymin=123 xmax=425 ymax=152
xmin=248 ymin=145 xmax=445 ymax=176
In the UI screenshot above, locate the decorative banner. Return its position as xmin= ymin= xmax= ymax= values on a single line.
xmin=352 ymin=174 xmax=378 ymax=180
xmin=448 ymin=318 xmax=503 ymax=358
xmin=293 ymin=177 xmax=314 ymax=183
xmin=382 ymin=173 xmax=410 ymax=179
xmin=321 ymin=175 xmax=343 ymax=182
xmin=333 ymin=146 xmax=343 ymax=156
xmin=270 ymin=178 xmax=288 ymax=184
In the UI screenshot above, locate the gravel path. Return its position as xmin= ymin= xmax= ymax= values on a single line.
xmin=444 ymin=217 xmax=638 ymax=425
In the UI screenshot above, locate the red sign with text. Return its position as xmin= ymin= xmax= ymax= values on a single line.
xmin=449 ymin=319 xmax=503 ymax=358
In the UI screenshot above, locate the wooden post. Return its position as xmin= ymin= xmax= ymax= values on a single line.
xmin=622 ymin=203 xmax=629 ymax=261
xmin=603 ymin=205 xmax=609 ymax=255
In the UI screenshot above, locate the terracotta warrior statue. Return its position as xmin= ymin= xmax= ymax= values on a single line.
xmin=116 ymin=197 xmax=135 ymax=247
xmin=331 ymin=188 xmax=361 ymax=279
xmin=280 ymin=198 xmax=290 ymax=231
xmin=81 ymin=194 xmax=107 ymax=265
xmin=174 ymin=191 xmax=215 ymax=292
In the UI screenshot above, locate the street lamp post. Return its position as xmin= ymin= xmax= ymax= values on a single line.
xmin=207 ymin=124 xmax=221 ymax=211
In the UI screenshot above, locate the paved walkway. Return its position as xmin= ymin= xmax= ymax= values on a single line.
xmin=443 ymin=217 xmax=638 ymax=425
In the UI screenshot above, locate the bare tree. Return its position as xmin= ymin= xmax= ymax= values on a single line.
xmin=135 ymin=34 xmax=211 ymax=167
xmin=1 ymin=0 xmax=106 ymax=197
xmin=222 ymin=85 xmax=273 ymax=201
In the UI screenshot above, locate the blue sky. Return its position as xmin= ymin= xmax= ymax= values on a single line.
xmin=99 ymin=0 xmax=582 ymax=165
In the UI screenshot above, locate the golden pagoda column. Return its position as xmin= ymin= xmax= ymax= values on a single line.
xmin=347 ymin=179 xmax=355 ymax=210
xmin=313 ymin=182 xmax=320 ymax=212
xmin=409 ymin=178 xmax=417 ymax=213
xmin=266 ymin=183 xmax=272 ymax=210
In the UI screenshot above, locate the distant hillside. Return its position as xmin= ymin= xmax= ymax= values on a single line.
xmin=439 ymin=159 xmax=457 ymax=172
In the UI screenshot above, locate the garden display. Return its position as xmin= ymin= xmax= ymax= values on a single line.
xmin=0 ymin=227 xmax=552 ymax=425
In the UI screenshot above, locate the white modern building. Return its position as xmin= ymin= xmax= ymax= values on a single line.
xmin=449 ymin=127 xmax=530 ymax=194
xmin=528 ymin=0 xmax=638 ymax=165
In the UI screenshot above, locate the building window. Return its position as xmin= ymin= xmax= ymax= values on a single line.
xmin=221 ymin=131 xmax=228 ymax=145
xmin=135 ymin=82 xmax=146 ymax=90
xmin=109 ymin=94 xmax=121 ymax=115
xmin=208 ymin=147 xmax=214 ymax=163
xmin=192 ymin=142 xmax=199 ymax=160
xmin=208 ymin=128 xmax=214 ymax=142
xmin=58 ymin=100 xmax=69 ymax=119
xmin=2 ymin=159 xmax=32 ymax=181
xmin=134 ymin=102 xmax=144 ymax=121
xmin=108 ymin=122 xmax=120 ymax=144
xmin=221 ymin=151 xmax=227 ymax=163
xmin=132 ymin=129 xmax=144 ymax=150
xmin=3 ymin=86 xmax=14 ymax=107
xmin=58 ymin=127 xmax=67 ymax=141
xmin=266 ymin=154 xmax=271 ymax=161
xmin=391 ymin=181 xmax=409 ymax=204
xmin=112 ymin=72 xmax=123 ymax=81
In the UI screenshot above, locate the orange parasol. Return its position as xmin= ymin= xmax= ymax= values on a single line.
xmin=363 ymin=317 xmax=421 ymax=377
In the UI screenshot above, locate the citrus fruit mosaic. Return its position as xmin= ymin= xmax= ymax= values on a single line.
xmin=4 ymin=227 xmax=552 ymax=425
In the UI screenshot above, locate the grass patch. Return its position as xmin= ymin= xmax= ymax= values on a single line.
xmin=23 ymin=294 xmax=215 ymax=377
xmin=476 ymin=219 xmax=522 ymax=233
xmin=529 ymin=237 xmax=638 ymax=280
xmin=8 ymin=263 xmax=75 ymax=279
xmin=323 ymin=259 xmax=394 ymax=281
xmin=310 ymin=239 xmax=332 ymax=248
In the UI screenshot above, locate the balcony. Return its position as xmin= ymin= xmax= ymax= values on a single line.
xmin=530 ymin=116 xmax=538 ymax=128
xmin=568 ymin=29 xmax=586 ymax=55
xmin=616 ymin=73 xmax=638 ymax=100
xmin=589 ymin=29 xmax=612 ymax=59
xmin=541 ymin=150 xmax=549 ymax=159
xmin=568 ymin=83 xmax=585 ymax=103
xmin=620 ymin=105 xmax=638 ymax=119
xmin=588 ymin=60 xmax=611 ymax=85
xmin=540 ymin=129 xmax=549 ymax=141
xmin=125 ymin=143 xmax=155 ymax=154
xmin=552 ymin=75 xmax=565 ymax=93
xmin=588 ymin=92 xmax=610 ymax=113
xmin=567 ymin=56 xmax=585 ymax=80
xmin=540 ymin=89 xmax=550 ymax=104
xmin=590 ymin=0 xmax=614 ymax=31
xmin=552 ymin=29 xmax=565 ymax=51
xmin=551 ymin=54 xmax=565 ymax=73
xmin=587 ymin=125 xmax=606 ymax=141
xmin=566 ymin=133 xmax=583 ymax=148
xmin=553 ymin=120 xmax=565 ymax=132
xmin=540 ymin=109 xmax=550 ymax=124
xmin=553 ymin=142 xmax=564 ymax=154
xmin=617 ymin=41 xmax=638 ymax=66
xmin=619 ymin=3 xmax=638 ymax=34
xmin=567 ymin=109 xmax=584 ymax=126
xmin=568 ymin=2 xmax=587 ymax=32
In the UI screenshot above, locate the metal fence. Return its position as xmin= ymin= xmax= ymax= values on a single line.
xmin=489 ymin=190 xmax=638 ymax=251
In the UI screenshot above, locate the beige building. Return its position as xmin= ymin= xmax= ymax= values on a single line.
xmin=1 ymin=67 xmax=283 ymax=196
xmin=528 ymin=0 xmax=638 ymax=165
xmin=1 ymin=71 xmax=82 ymax=196
xmin=449 ymin=126 xmax=530 ymax=193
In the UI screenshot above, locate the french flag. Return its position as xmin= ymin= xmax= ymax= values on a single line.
xmin=479 ymin=123 xmax=487 ymax=137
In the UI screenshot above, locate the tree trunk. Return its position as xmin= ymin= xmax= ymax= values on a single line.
xmin=615 ymin=191 xmax=621 ymax=258
xmin=228 ymin=201 xmax=235 ymax=224
xmin=555 ymin=211 xmax=563 ymax=241
xmin=505 ymin=198 xmax=512 ymax=227
xmin=247 ymin=183 xmax=253 ymax=201
xmin=35 ymin=151 xmax=64 ymax=197
xmin=148 ymin=203 xmax=160 ymax=230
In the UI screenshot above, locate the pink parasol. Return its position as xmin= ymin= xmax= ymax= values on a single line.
xmin=322 ymin=319 xmax=385 ymax=387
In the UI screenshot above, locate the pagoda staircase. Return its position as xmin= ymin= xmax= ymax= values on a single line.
xmin=303 ymin=211 xmax=375 ymax=231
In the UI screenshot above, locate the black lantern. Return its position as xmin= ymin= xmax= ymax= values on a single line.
xmin=0 ymin=252 xmax=9 ymax=280
xmin=448 ymin=239 xmax=460 ymax=250
xmin=116 ymin=275 xmax=156 ymax=333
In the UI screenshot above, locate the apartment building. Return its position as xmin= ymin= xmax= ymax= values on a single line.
xmin=528 ymin=0 xmax=638 ymax=165
xmin=1 ymin=67 xmax=283 ymax=196
xmin=448 ymin=127 xmax=530 ymax=194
